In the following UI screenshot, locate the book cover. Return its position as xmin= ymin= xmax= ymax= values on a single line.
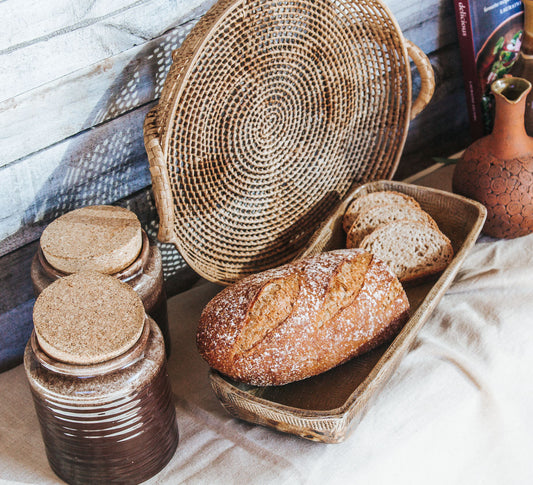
xmin=454 ymin=0 xmax=524 ymax=139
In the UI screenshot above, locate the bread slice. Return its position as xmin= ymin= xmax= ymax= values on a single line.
xmin=346 ymin=204 xmax=439 ymax=248
xmin=343 ymin=191 xmax=420 ymax=233
xmin=359 ymin=220 xmax=454 ymax=283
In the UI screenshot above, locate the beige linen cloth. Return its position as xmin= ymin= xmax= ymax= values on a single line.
xmin=1 ymin=234 xmax=533 ymax=485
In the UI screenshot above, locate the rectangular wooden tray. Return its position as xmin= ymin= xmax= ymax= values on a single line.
xmin=209 ymin=181 xmax=487 ymax=443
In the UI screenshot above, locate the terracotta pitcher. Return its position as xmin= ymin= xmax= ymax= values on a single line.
xmin=453 ymin=77 xmax=533 ymax=238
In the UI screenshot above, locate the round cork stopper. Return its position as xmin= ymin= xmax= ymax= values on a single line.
xmin=40 ymin=205 xmax=142 ymax=274
xmin=33 ymin=271 xmax=146 ymax=365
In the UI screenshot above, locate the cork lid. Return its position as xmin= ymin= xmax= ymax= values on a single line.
xmin=33 ymin=271 xmax=146 ymax=365
xmin=40 ymin=205 xmax=142 ymax=274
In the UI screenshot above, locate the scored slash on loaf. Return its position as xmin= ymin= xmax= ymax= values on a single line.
xmin=196 ymin=249 xmax=410 ymax=386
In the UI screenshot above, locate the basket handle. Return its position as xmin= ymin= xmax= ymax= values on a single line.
xmin=405 ymin=40 xmax=435 ymax=120
xmin=143 ymin=108 xmax=176 ymax=244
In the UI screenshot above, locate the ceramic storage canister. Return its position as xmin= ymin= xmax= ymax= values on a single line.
xmin=24 ymin=271 xmax=179 ymax=485
xmin=453 ymin=77 xmax=533 ymax=238
xmin=31 ymin=205 xmax=171 ymax=355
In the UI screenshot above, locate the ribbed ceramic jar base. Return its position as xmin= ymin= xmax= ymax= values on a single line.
xmin=33 ymin=367 xmax=177 ymax=484
xmin=25 ymin=318 xmax=178 ymax=485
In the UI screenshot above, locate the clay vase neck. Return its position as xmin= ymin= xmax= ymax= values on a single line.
xmin=486 ymin=77 xmax=533 ymax=158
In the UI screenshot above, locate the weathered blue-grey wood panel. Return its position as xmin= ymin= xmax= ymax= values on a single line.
xmin=0 ymin=0 xmax=214 ymax=101
xmin=0 ymin=0 xmax=470 ymax=370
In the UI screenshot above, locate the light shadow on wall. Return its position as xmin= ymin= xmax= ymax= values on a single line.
xmin=18 ymin=21 xmax=200 ymax=290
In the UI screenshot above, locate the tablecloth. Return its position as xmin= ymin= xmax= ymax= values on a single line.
xmin=1 ymin=232 xmax=533 ymax=484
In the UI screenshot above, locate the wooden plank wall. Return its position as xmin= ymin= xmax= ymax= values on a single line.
xmin=0 ymin=0 xmax=470 ymax=370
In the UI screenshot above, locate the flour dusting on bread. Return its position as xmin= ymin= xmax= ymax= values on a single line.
xmin=197 ymin=249 xmax=409 ymax=386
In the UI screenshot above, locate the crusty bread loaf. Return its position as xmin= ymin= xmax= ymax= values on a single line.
xmin=359 ymin=220 xmax=454 ymax=283
xmin=346 ymin=203 xmax=439 ymax=248
xmin=197 ymin=249 xmax=410 ymax=386
xmin=342 ymin=191 xmax=420 ymax=233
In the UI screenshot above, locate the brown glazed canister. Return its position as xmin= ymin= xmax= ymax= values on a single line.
xmin=453 ymin=77 xmax=533 ymax=238
xmin=31 ymin=205 xmax=171 ymax=356
xmin=24 ymin=272 xmax=178 ymax=485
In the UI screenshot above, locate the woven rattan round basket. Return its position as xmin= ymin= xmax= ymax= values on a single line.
xmin=144 ymin=0 xmax=435 ymax=285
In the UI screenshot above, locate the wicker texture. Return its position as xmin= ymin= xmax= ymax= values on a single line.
xmin=144 ymin=0 xmax=435 ymax=284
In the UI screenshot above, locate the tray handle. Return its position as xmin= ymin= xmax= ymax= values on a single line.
xmin=405 ymin=40 xmax=435 ymax=120
xmin=143 ymin=108 xmax=176 ymax=244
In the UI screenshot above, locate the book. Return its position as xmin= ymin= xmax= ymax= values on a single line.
xmin=454 ymin=0 xmax=524 ymax=139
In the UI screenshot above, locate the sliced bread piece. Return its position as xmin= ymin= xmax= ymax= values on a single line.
xmin=346 ymin=203 xmax=439 ymax=248
xmin=359 ymin=220 xmax=454 ymax=283
xmin=343 ymin=190 xmax=420 ymax=233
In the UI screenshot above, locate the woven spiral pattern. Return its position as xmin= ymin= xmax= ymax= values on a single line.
xmin=152 ymin=0 xmax=413 ymax=284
